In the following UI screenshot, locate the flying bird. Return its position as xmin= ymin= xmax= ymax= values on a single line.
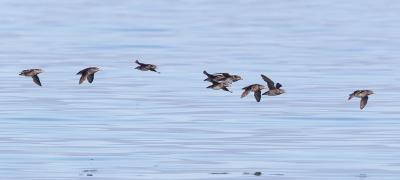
xmin=348 ymin=90 xmax=375 ymax=109
xmin=19 ymin=69 xmax=45 ymax=86
xmin=261 ymin=74 xmax=287 ymax=96
xmin=207 ymin=81 xmax=232 ymax=93
xmin=135 ymin=60 xmax=160 ymax=73
xmin=76 ymin=67 xmax=101 ymax=84
xmin=241 ymin=84 xmax=266 ymax=102
xmin=203 ymin=71 xmax=230 ymax=82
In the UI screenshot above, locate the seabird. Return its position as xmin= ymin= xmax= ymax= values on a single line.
xmin=241 ymin=84 xmax=266 ymax=102
xmin=135 ymin=60 xmax=160 ymax=73
xmin=261 ymin=74 xmax=287 ymax=96
xmin=76 ymin=67 xmax=101 ymax=84
xmin=348 ymin=90 xmax=375 ymax=109
xmin=19 ymin=69 xmax=44 ymax=86
xmin=203 ymin=71 xmax=230 ymax=82
xmin=207 ymin=81 xmax=232 ymax=93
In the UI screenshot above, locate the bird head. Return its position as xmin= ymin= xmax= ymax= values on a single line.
xmin=37 ymin=69 xmax=45 ymax=73
xmin=367 ymin=90 xmax=375 ymax=95
xmin=233 ymin=75 xmax=243 ymax=81
xmin=151 ymin=65 xmax=159 ymax=69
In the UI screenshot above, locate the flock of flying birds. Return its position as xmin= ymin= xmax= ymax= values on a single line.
xmin=203 ymin=71 xmax=375 ymax=109
xmin=18 ymin=60 xmax=375 ymax=110
xmin=203 ymin=71 xmax=287 ymax=102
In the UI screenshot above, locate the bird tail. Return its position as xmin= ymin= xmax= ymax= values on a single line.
xmin=348 ymin=94 xmax=354 ymax=100
xmin=204 ymin=77 xmax=211 ymax=81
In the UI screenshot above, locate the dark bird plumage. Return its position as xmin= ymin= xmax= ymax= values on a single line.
xmin=203 ymin=71 xmax=230 ymax=82
xmin=348 ymin=90 xmax=375 ymax=109
xmin=219 ymin=75 xmax=243 ymax=83
xmin=135 ymin=60 xmax=160 ymax=73
xmin=261 ymin=74 xmax=287 ymax=96
xmin=76 ymin=67 xmax=101 ymax=84
xmin=241 ymin=84 xmax=266 ymax=102
xmin=203 ymin=70 xmax=243 ymax=83
xmin=19 ymin=69 xmax=44 ymax=86
xmin=207 ymin=81 xmax=232 ymax=93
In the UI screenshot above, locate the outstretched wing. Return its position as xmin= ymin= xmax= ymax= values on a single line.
xmin=150 ymin=69 xmax=160 ymax=73
xmin=87 ymin=74 xmax=94 ymax=83
xmin=254 ymin=90 xmax=261 ymax=102
xmin=222 ymin=87 xmax=232 ymax=93
xmin=32 ymin=75 xmax=42 ymax=86
xmin=261 ymin=74 xmax=275 ymax=90
xmin=241 ymin=87 xmax=251 ymax=98
xmin=79 ymin=72 xmax=88 ymax=84
xmin=360 ymin=96 xmax=368 ymax=109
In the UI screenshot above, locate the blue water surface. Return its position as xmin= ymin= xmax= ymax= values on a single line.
xmin=0 ymin=0 xmax=400 ymax=179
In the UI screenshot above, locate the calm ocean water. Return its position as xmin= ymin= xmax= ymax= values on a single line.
xmin=1 ymin=0 xmax=400 ymax=179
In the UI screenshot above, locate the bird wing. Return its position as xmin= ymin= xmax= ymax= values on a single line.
xmin=220 ymin=73 xmax=231 ymax=78
xmin=254 ymin=90 xmax=261 ymax=102
xmin=32 ymin=75 xmax=42 ymax=86
xmin=222 ymin=87 xmax=232 ymax=93
xmin=360 ymin=96 xmax=368 ymax=109
xmin=150 ymin=69 xmax=160 ymax=73
xmin=261 ymin=74 xmax=276 ymax=90
xmin=76 ymin=69 xmax=86 ymax=75
xmin=87 ymin=73 xmax=94 ymax=83
xmin=241 ymin=87 xmax=252 ymax=98
xmin=276 ymin=83 xmax=282 ymax=89
xmin=79 ymin=72 xmax=88 ymax=84
xmin=210 ymin=81 xmax=219 ymax=85
xmin=135 ymin=60 xmax=145 ymax=65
